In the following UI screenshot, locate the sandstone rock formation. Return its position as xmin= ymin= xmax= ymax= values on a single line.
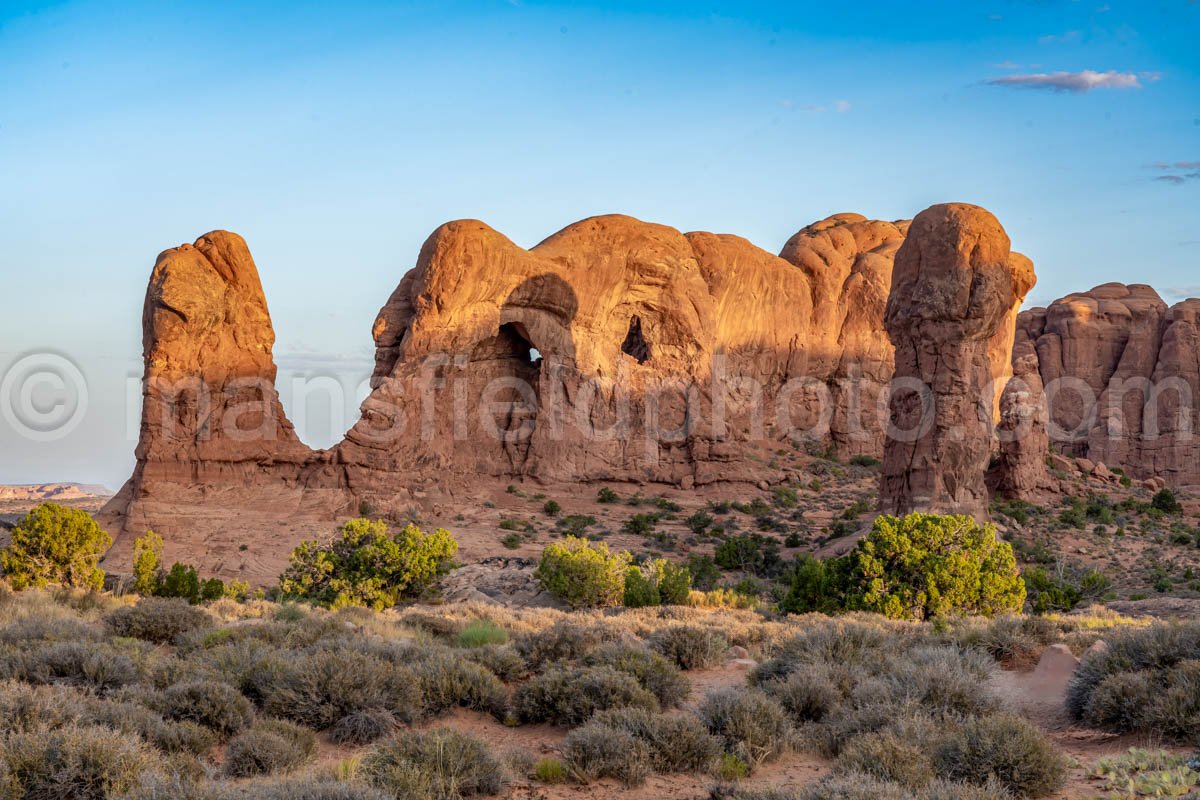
xmin=102 ymin=204 xmax=1042 ymax=574
xmin=779 ymin=214 xmax=909 ymax=458
xmin=99 ymin=232 xmax=325 ymax=571
xmin=881 ymin=204 xmax=1036 ymax=518
xmin=1013 ymin=283 xmax=1200 ymax=486
xmin=992 ymin=318 xmax=1053 ymax=498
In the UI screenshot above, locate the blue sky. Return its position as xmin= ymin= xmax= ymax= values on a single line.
xmin=0 ymin=0 xmax=1196 ymax=489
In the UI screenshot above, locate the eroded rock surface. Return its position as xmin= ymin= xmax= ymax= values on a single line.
xmin=881 ymin=204 xmax=1036 ymax=517
xmin=1013 ymin=284 xmax=1200 ymax=486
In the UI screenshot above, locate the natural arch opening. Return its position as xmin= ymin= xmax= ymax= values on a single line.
xmin=621 ymin=315 xmax=651 ymax=364
xmin=470 ymin=322 xmax=542 ymax=466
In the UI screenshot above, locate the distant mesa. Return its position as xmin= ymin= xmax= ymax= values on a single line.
xmin=0 ymin=483 xmax=112 ymax=503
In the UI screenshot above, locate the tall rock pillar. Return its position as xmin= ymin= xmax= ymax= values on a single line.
xmin=881 ymin=204 xmax=1035 ymax=518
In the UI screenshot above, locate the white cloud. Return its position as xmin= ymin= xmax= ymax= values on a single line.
xmin=1038 ymin=30 xmax=1083 ymax=44
xmin=985 ymin=69 xmax=1145 ymax=93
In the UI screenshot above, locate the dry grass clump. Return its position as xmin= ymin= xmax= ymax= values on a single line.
xmin=224 ymin=718 xmax=318 ymax=777
xmin=514 ymin=618 xmax=621 ymax=668
xmin=1067 ymin=620 xmax=1200 ymax=742
xmin=264 ymin=648 xmax=423 ymax=729
xmin=514 ymin=664 xmax=659 ymax=725
xmin=329 ymin=709 xmax=398 ymax=746
xmin=0 ymin=723 xmax=159 ymax=799
xmin=458 ymin=643 xmax=526 ymax=680
xmin=584 ymin=642 xmax=690 ymax=707
xmin=85 ymin=696 xmax=216 ymax=756
xmin=105 ymin=597 xmax=212 ymax=644
xmin=934 ymin=714 xmax=1067 ymax=797
xmin=0 ymin=639 xmax=141 ymax=692
xmin=588 ymin=707 xmax=722 ymax=774
xmin=156 ymin=679 xmax=255 ymax=737
xmin=697 ymin=687 xmax=792 ymax=770
xmin=563 ymin=722 xmax=652 ymax=786
xmin=413 ymin=650 xmax=508 ymax=718
xmin=650 ymin=624 xmax=729 ymax=669
xmin=360 ymin=728 xmax=505 ymax=800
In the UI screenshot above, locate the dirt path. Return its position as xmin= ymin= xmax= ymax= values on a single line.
xmin=989 ymin=647 xmax=1189 ymax=799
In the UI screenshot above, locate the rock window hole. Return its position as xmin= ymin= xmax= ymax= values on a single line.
xmin=621 ymin=315 xmax=651 ymax=364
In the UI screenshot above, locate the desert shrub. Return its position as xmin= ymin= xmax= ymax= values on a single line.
xmin=200 ymin=577 xmax=226 ymax=602
xmin=557 ymin=514 xmax=596 ymax=536
xmin=849 ymin=454 xmax=881 ymax=468
xmin=798 ymin=772 xmax=917 ymax=799
xmin=585 ymin=642 xmax=689 ymax=707
xmin=714 ymin=533 xmax=781 ymax=577
xmin=656 ymin=560 xmax=692 ymax=604
xmin=624 ymin=559 xmax=692 ymax=607
xmin=514 ymin=665 xmax=659 ymax=725
xmin=697 ymin=688 xmax=791 ymax=769
xmin=779 ymin=555 xmax=839 ymax=614
xmin=623 ymin=566 xmax=660 ymax=607
xmin=159 ymin=563 xmax=201 ymax=603
xmin=534 ymin=537 xmax=630 ymax=608
xmin=650 ymin=624 xmax=728 ymax=669
xmin=597 ymin=487 xmax=619 ymax=503
xmin=1066 ymin=621 xmax=1200 ymax=739
xmin=1146 ymin=660 xmax=1200 ymax=741
xmin=159 ymin=679 xmax=255 ymax=736
xmin=515 ymin=619 xmax=619 ymax=667
xmin=280 ymin=518 xmax=458 ymax=609
xmin=0 ymin=614 xmax=99 ymax=645
xmin=838 ymin=514 xmax=1026 ymax=620
xmin=196 ymin=780 xmax=391 ymax=800
xmin=590 ymin=707 xmax=722 ymax=773
xmin=179 ymin=639 xmax=288 ymax=704
xmin=0 ymin=503 xmax=112 ymax=590
xmin=723 ymin=775 xmax=1011 ymax=800
xmin=950 ymin=614 xmax=1059 ymax=666
xmin=75 ymin=693 xmax=215 ymax=755
xmin=460 ymin=644 xmax=525 ymax=681
xmin=11 ymin=640 xmax=138 ymax=692
xmin=105 ymin=597 xmax=212 ymax=644
xmin=1022 ymin=565 xmax=1111 ymax=613
xmin=0 ymin=679 xmax=88 ymax=733
xmin=836 ymin=730 xmax=935 ymax=789
xmin=934 ymin=714 xmax=1067 ymax=797
xmin=562 ymin=722 xmax=652 ymax=786
xmin=622 ymin=513 xmax=659 ymax=536
xmin=330 ymin=709 xmax=397 ymax=745
xmin=543 ymin=499 xmax=561 ymax=516
xmin=132 ymin=531 xmax=164 ymax=596
xmin=1152 ymin=488 xmax=1183 ymax=515
xmin=1081 ymin=671 xmax=1155 ymax=732
xmin=414 ymin=651 xmax=507 ymax=717
xmin=264 ymin=649 xmax=422 ymax=729
xmin=361 ymin=728 xmax=504 ymax=800
xmin=1 ymin=723 xmax=157 ymax=800
xmin=762 ymin=668 xmax=840 ymax=723
xmin=224 ymin=718 xmax=317 ymax=777
xmin=456 ymin=619 xmax=507 ymax=648
xmin=685 ymin=510 xmax=713 ymax=534
xmin=686 ymin=554 xmax=721 ymax=591
xmin=751 ymin=618 xmax=908 ymax=684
